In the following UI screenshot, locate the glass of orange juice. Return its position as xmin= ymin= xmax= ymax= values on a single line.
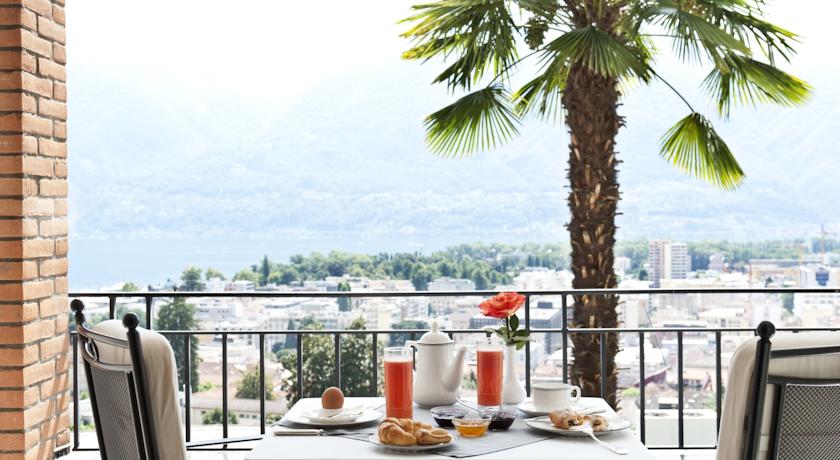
xmin=384 ymin=347 xmax=413 ymax=418
xmin=476 ymin=337 xmax=503 ymax=408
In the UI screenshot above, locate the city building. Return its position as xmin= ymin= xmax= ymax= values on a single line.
xmin=428 ymin=277 xmax=476 ymax=313
xmin=708 ymin=253 xmax=725 ymax=272
xmin=648 ymin=240 xmax=691 ymax=287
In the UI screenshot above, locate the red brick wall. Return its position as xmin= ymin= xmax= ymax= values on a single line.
xmin=0 ymin=0 xmax=68 ymax=458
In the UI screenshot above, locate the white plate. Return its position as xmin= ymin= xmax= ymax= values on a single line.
xmin=368 ymin=433 xmax=457 ymax=452
xmin=524 ymin=416 xmax=631 ymax=436
xmin=300 ymin=406 xmax=366 ymax=423
xmin=516 ymin=399 xmax=594 ymax=417
xmin=285 ymin=409 xmax=383 ymax=427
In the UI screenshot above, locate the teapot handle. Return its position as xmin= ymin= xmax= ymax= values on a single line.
xmin=404 ymin=341 xmax=418 ymax=370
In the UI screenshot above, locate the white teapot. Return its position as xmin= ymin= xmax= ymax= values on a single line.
xmin=405 ymin=319 xmax=467 ymax=407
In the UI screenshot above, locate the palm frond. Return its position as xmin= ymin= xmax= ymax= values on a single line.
xmin=543 ymin=26 xmax=650 ymax=80
xmin=424 ymin=85 xmax=520 ymax=156
xmin=694 ymin=0 xmax=798 ymax=63
xmin=401 ymin=0 xmax=518 ymax=90
xmin=659 ymin=112 xmax=744 ymax=190
xmin=512 ymin=58 xmax=569 ymax=121
xmin=648 ymin=0 xmax=749 ymax=63
xmin=703 ymin=55 xmax=811 ymax=116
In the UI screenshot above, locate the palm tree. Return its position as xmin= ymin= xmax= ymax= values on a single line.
xmin=400 ymin=0 xmax=809 ymax=406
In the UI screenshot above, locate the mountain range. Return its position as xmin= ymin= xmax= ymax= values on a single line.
xmin=67 ymin=60 xmax=840 ymax=245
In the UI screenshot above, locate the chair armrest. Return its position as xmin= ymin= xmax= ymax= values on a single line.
xmin=186 ymin=435 xmax=263 ymax=448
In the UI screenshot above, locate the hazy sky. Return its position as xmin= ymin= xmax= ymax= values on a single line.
xmin=67 ymin=1 xmax=839 ymax=108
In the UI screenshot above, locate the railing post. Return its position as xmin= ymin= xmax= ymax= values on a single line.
xmin=184 ymin=335 xmax=191 ymax=442
xmin=599 ymin=332 xmax=607 ymax=399
xmin=677 ymin=330 xmax=684 ymax=449
xmin=259 ymin=333 xmax=266 ymax=434
xmin=715 ymin=330 xmax=722 ymax=435
xmin=638 ymin=331 xmax=645 ymax=444
xmin=108 ymin=295 xmax=116 ymax=320
xmin=222 ymin=332 xmax=228 ymax=443
xmin=296 ymin=333 xmax=303 ymax=400
xmin=561 ymin=293 xmax=568 ymax=384
xmin=524 ymin=295 xmax=531 ymax=396
xmin=371 ymin=332 xmax=378 ymax=396
xmin=145 ymin=296 xmax=153 ymax=329
xmin=334 ymin=333 xmax=341 ymax=388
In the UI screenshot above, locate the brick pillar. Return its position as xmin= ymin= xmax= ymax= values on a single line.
xmin=0 ymin=0 xmax=69 ymax=459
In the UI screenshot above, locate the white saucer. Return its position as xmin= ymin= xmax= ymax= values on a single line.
xmin=525 ymin=416 xmax=631 ymax=436
xmin=516 ymin=399 xmax=593 ymax=417
xmin=285 ymin=408 xmax=383 ymax=427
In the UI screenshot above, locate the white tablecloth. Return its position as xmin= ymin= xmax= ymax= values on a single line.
xmin=246 ymin=397 xmax=654 ymax=460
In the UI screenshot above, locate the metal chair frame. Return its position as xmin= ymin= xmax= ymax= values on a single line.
xmin=71 ymin=299 xmax=260 ymax=460
xmin=744 ymin=321 xmax=840 ymax=460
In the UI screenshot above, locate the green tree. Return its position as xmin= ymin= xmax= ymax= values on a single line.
xmin=283 ymin=319 xmax=299 ymax=350
xmin=280 ymin=318 xmax=379 ymax=403
xmin=260 ymin=255 xmax=271 ymax=286
xmin=236 ymin=366 xmax=275 ymax=401
xmin=205 ymin=267 xmax=226 ymax=281
xmin=120 ymin=282 xmax=140 ymax=292
xmin=782 ymin=293 xmax=794 ymax=315
xmin=181 ymin=266 xmax=205 ymax=291
xmin=157 ymin=298 xmax=200 ymax=392
xmin=400 ymin=0 xmax=808 ymax=406
xmin=233 ymin=268 xmax=260 ymax=284
xmin=269 ymin=267 xmax=298 ymax=285
xmin=337 ymin=281 xmax=352 ymax=312
xmin=389 ymin=320 xmax=429 ymax=347
xmin=202 ymin=408 xmax=238 ymax=425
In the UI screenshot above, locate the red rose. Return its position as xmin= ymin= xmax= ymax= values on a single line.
xmin=479 ymin=292 xmax=526 ymax=319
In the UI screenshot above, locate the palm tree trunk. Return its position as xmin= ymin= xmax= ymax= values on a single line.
xmin=562 ymin=64 xmax=621 ymax=408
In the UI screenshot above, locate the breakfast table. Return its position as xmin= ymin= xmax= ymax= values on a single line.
xmin=245 ymin=397 xmax=654 ymax=460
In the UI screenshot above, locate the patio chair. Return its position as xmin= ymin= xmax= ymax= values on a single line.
xmin=717 ymin=321 xmax=840 ymax=460
xmin=71 ymin=299 xmax=259 ymax=460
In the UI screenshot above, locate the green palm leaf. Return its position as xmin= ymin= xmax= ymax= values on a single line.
xmin=401 ymin=0 xmax=517 ymax=90
xmin=660 ymin=113 xmax=744 ymax=190
xmin=649 ymin=0 xmax=750 ymax=63
xmin=512 ymin=59 xmax=569 ymax=121
xmin=424 ymin=85 xmax=520 ymax=156
xmin=543 ymin=26 xmax=650 ymax=80
xmin=694 ymin=0 xmax=798 ymax=62
xmin=703 ymin=55 xmax=811 ymax=116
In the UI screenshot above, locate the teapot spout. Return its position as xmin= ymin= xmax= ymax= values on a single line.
xmin=441 ymin=345 xmax=467 ymax=392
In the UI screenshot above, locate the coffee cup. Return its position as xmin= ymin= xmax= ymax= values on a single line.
xmin=531 ymin=382 xmax=581 ymax=412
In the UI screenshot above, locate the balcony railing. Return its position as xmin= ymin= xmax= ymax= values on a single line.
xmin=67 ymin=287 xmax=840 ymax=452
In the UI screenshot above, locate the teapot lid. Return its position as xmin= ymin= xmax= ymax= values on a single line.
xmin=417 ymin=319 xmax=452 ymax=345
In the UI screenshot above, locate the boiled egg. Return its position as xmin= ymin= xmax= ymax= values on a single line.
xmin=321 ymin=387 xmax=344 ymax=409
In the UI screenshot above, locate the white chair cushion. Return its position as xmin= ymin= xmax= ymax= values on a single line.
xmin=716 ymin=331 xmax=840 ymax=460
xmin=91 ymin=320 xmax=188 ymax=460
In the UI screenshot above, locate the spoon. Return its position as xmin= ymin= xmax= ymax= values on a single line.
xmin=572 ymin=426 xmax=628 ymax=455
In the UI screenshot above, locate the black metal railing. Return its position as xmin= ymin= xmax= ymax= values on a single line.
xmin=67 ymin=287 xmax=840 ymax=452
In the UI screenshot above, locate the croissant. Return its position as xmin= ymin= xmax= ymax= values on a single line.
xmin=378 ymin=420 xmax=417 ymax=446
xmin=415 ymin=428 xmax=453 ymax=445
xmin=378 ymin=418 xmax=451 ymax=446
xmin=549 ymin=409 xmax=584 ymax=429
xmin=586 ymin=415 xmax=609 ymax=432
